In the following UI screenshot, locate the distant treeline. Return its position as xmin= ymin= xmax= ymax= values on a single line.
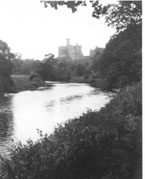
xmin=0 ymin=1 xmax=142 ymax=179
xmin=0 ymin=21 xmax=141 ymax=94
xmin=12 ymin=55 xmax=94 ymax=82
xmin=11 ymin=22 xmax=141 ymax=90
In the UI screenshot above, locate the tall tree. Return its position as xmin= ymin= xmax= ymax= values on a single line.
xmin=99 ymin=23 xmax=141 ymax=88
xmin=41 ymin=53 xmax=57 ymax=80
xmin=0 ymin=40 xmax=14 ymax=93
xmin=41 ymin=1 xmax=142 ymax=88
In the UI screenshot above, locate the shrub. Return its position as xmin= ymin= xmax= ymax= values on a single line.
xmin=0 ymin=83 xmax=142 ymax=179
xmin=0 ymin=75 xmax=14 ymax=94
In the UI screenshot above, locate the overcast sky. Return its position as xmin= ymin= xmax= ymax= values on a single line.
xmin=0 ymin=0 xmax=116 ymax=60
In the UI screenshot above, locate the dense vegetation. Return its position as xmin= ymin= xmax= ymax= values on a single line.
xmin=0 ymin=82 xmax=142 ymax=179
xmin=0 ymin=1 xmax=142 ymax=179
xmin=11 ymin=75 xmax=43 ymax=92
xmin=0 ymin=1 xmax=141 ymax=93
xmin=99 ymin=23 xmax=141 ymax=89
xmin=41 ymin=1 xmax=142 ymax=89
xmin=0 ymin=40 xmax=14 ymax=94
xmin=11 ymin=1 xmax=142 ymax=90
xmin=12 ymin=54 xmax=94 ymax=83
xmin=44 ymin=1 xmax=141 ymax=31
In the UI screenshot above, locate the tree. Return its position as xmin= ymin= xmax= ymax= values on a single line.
xmin=0 ymin=40 xmax=14 ymax=76
xmin=41 ymin=53 xmax=57 ymax=80
xmin=0 ymin=40 xmax=14 ymax=94
xmin=11 ymin=53 xmax=23 ymax=74
xmin=41 ymin=1 xmax=142 ymax=89
xmin=104 ymin=1 xmax=142 ymax=32
xmin=99 ymin=23 xmax=142 ymax=88
xmin=91 ymin=47 xmax=104 ymax=72
xmin=41 ymin=1 xmax=142 ymax=32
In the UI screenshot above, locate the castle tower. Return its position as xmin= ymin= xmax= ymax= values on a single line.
xmin=67 ymin=38 xmax=70 ymax=46
xmin=58 ymin=39 xmax=84 ymax=60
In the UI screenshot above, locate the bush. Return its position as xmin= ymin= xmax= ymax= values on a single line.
xmin=0 ymin=75 xmax=14 ymax=94
xmin=0 ymin=83 xmax=142 ymax=179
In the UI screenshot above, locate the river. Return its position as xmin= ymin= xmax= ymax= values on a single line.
xmin=0 ymin=82 xmax=114 ymax=156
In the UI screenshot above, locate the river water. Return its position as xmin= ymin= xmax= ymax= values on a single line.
xmin=0 ymin=82 xmax=114 ymax=156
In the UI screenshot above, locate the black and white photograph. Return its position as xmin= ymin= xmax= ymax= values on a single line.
xmin=0 ymin=1 xmax=142 ymax=179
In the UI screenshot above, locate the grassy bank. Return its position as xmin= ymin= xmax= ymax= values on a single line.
xmin=0 ymin=82 xmax=142 ymax=179
xmin=11 ymin=75 xmax=43 ymax=92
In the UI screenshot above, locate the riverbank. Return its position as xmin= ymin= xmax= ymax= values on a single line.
xmin=11 ymin=75 xmax=110 ymax=93
xmin=11 ymin=75 xmax=34 ymax=92
xmin=0 ymin=82 xmax=142 ymax=179
xmin=69 ymin=76 xmax=112 ymax=91
xmin=11 ymin=75 xmax=44 ymax=92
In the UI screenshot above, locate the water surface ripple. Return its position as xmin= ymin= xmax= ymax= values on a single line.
xmin=0 ymin=82 xmax=114 ymax=155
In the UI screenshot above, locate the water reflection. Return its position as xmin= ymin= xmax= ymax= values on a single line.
xmin=60 ymin=95 xmax=83 ymax=104
xmin=0 ymin=82 xmax=114 ymax=154
xmin=0 ymin=96 xmax=14 ymax=155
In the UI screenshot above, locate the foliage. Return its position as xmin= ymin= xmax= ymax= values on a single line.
xmin=29 ymin=72 xmax=44 ymax=88
xmin=11 ymin=75 xmax=43 ymax=92
xmin=41 ymin=1 xmax=142 ymax=90
xmin=0 ymin=41 xmax=14 ymax=77
xmin=99 ymin=23 xmax=142 ymax=89
xmin=39 ymin=53 xmax=57 ymax=81
xmin=0 ymin=75 xmax=14 ymax=94
xmin=38 ymin=54 xmax=92 ymax=82
xmin=103 ymin=1 xmax=142 ymax=32
xmin=91 ymin=47 xmax=104 ymax=72
xmin=12 ymin=57 xmax=43 ymax=76
xmin=41 ymin=1 xmax=142 ymax=32
xmin=42 ymin=1 xmax=87 ymax=13
xmin=1 ymin=82 xmax=142 ymax=179
xmin=0 ymin=40 xmax=14 ymax=93
xmin=12 ymin=54 xmax=93 ymax=83
xmin=12 ymin=58 xmax=24 ymax=74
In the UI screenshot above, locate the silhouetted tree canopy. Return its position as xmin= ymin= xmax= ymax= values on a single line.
xmin=104 ymin=1 xmax=142 ymax=31
xmin=39 ymin=1 xmax=142 ymax=89
xmin=0 ymin=40 xmax=14 ymax=76
xmin=41 ymin=1 xmax=142 ymax=32
xmin=0 ymin=40 xmax=14 ymax=93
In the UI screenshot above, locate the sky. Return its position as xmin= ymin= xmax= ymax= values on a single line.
xmin=0 ymin=0 xmax=116 ymax=60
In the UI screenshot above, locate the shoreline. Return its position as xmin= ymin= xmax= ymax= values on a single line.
xmin=10 ymin=75 xmax=117 ymax=94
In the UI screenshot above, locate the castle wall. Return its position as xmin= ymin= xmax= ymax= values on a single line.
xmin=58 ymin=39 xmax=83 ymax=60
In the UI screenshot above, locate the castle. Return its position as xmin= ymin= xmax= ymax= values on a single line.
xmin=58 ymin=39 xmax=84 ymax=60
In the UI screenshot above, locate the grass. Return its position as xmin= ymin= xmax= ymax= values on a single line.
xmin=11 ymin=75 xmax=39 ymax=92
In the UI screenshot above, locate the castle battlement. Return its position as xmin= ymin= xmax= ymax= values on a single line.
xmin=58 ymin=39 xmax=84 ymax=60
